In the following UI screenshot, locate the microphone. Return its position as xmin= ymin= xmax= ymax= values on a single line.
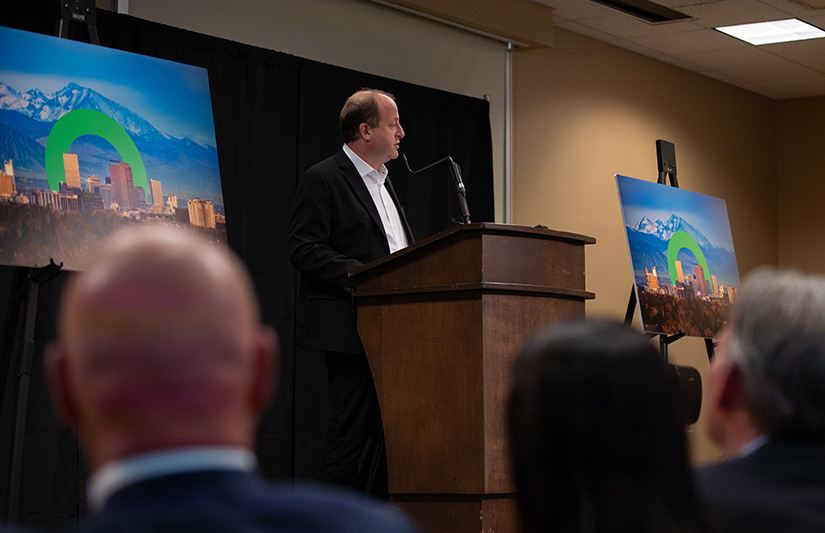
xmin=402 ymin=154 xmax=471 ymax=224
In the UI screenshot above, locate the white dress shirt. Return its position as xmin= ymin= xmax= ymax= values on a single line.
xmin=343 ymin=144 xmax=409 ymax=254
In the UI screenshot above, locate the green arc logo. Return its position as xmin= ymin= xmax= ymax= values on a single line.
xmin=45 ymin=109 xmax=148 ymax=200
xmin=667 ymin=230 xmax=712 ymax=286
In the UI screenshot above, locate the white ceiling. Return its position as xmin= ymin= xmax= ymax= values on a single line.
xmin=531 ymin=0 xmax=825 ymax=99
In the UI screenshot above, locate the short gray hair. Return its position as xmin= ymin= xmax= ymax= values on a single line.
xmin=725 ymin=266 xmax=825 ymax=440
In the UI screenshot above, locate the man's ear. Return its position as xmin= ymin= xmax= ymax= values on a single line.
xmin=717 ymin=363 xmax=746 ymax=410
xmin=250 ymin=325 xmax=279 ymax=413
xmin=358 ymin=122 xmax=371 ymax=141
xmin=45 ymin=342 xmax=79 ymax=428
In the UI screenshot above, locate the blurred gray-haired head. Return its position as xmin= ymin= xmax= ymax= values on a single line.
xmin=725 ymin=266 xmax=825 ymax=440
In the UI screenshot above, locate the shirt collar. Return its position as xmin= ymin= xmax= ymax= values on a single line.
xmin=736 ymin=434 xmax=770 ymax=457
xmin=88 ymin=446 xmax=256 ymax=513
xmin=343 ymin=144 xmax=387 ymax=181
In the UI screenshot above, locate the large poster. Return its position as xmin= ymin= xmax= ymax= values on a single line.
xmin=616 ymin=174 xmax=740 ymax=338
xmin=0 ymin=26 xmax=224 ymax=270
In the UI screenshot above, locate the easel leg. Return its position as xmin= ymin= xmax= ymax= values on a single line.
xmin=5 ymin=261 xmax=62 ymax=525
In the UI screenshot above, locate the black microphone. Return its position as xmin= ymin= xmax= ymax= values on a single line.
xmin=402 ymin=154 xmax=471 ymax=224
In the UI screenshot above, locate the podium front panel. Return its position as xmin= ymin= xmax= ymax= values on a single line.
xmin=358 ymin=291 xmax=485 ymax=493
xmin=357 ymin=289 xmax=586 ymax=495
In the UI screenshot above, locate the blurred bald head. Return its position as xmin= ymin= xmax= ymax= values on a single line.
xmin=48 ymin=226 xmax=278 ymax=470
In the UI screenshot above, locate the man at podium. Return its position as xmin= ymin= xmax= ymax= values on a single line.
xmin=288 ymin=88 xmax=415 ymax=496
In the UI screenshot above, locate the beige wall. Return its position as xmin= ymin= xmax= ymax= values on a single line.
xmin=513 ymin=28 xmax=779 ymax=463
xmin=776 ymin=96 xmax=825 ymax=273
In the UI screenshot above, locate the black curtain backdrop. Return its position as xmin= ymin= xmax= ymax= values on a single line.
xmin=0 ymin=4 xmax=494 ymax=528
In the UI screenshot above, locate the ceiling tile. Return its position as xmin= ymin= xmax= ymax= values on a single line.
xmin=762 ymin=76 xmax=825 ymax=98
xmin=606 ymin=38 xmax=668 ymax=59
xmin=721 ymin=59 xmax=821 ymax=84
xmin=629 ymin=27 xmax=746 ymax=54
xmin=532 ymin=0 xmax=612 ymax=21
xmin=673 ymin=0 xmax=795 ymax=29
xmin=651 ymin=53 xmax=711 ymax=73
xmin=554 ymin=19 xmax=618 ymax=41
xmin=756 ymin=0 xmax=825 ymax=19
xmin=761 ymin=38 xmax=825 ymax=72
xmin=677 ymin=46 xmax=785 ymax=70
xmin=799 ymin=13 xmax=825 ymax=28
xmin=572 ymin=13 xmax=703 ymax=38
xmin=657 ymin=0 xmax=724 ymax=5
xmin=701 ymin=69 xmax=791 ymax=98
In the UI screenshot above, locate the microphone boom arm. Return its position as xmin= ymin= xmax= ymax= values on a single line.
xmin=403 ymin=154 xmax=471 ymax=224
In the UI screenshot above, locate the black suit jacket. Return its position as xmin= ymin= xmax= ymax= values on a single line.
xmin=76 ymin=470 xmax=418 ymax=532
xmin=288 ymin=148 xmax=414 ymax=353
xmin=696 ymin=438 xmax=825 ymax=533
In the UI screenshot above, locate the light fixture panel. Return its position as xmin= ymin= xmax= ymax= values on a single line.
xmin=716 ymin=18 xmax=825 ymax=45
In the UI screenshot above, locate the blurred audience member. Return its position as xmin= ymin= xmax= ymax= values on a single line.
xmin=697 ymin=267 xmax=825 ymax=533
xmin=46 ymin=226 xmax=417 ymax=533
xmin=508 ymin=319 xmax=713 ymax=533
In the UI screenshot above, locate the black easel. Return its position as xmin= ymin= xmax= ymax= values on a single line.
xmin=624 ymin=139 xmax=717 ymax=364
xmin=56 ymin=0 xmax=100 ymax=45
xmin=622 ymin=140 xmax=712 ymax=425
xmin=4 ymin=260 xmax=63 ymax=525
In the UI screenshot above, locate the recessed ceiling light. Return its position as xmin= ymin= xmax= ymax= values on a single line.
xmin=716 ymin=18 xmax=825 ymax=45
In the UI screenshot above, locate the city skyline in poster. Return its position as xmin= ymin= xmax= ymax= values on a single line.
xmin=616 ymin=174 xmax=741 ymax=338
xmin=0 ymin=25 xmax=225 ymax=270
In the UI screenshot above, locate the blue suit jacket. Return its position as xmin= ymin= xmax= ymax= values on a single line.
xmin=696 ymin=438 xmax=825 ymax=533
xmin=77 ymin=470 xmax=418 ymax=532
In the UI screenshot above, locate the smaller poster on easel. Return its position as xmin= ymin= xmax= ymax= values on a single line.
xmin=616 ymin=174 xmax=741 ymax=338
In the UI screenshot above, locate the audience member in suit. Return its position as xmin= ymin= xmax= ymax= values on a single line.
xmin=696 ymin=267 xmax=825 ymax=533
xmin=45 ymin=226 xmax=418 ymax=533
xmin=288 ymin=88 xmax=414 ymax=495
xmin=508 ymin=319 xmax=715 ymax=533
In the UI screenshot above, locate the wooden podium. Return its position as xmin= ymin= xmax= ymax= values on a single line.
xmin=351 ymin=223 xmax=595 ymax=532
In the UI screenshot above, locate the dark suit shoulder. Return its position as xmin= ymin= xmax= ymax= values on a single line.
xmin=80 ymin=470 xmax=418 ymax=533
xmin=299 ymin=149 xmax=351 ymax=181
xmin=266 ymin=482 xmax=418 ymax=532
xmin=696 ymin=440 xmax=825 ymax=533
xmin=300 ymin=154 xmax=338 ymax=178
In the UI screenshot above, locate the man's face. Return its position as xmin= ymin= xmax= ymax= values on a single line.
xmin=369 ymin=95 xmax=404 ymax=164
xmin=705 ymin=326 xmax=733 ymax=446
